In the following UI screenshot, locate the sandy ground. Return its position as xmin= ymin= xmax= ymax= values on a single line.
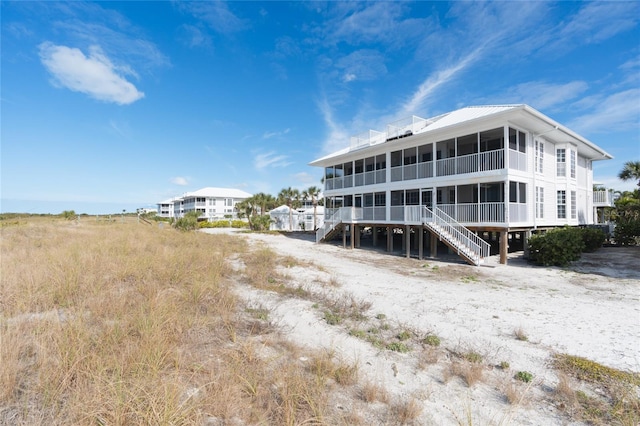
xmin=203 ymin=229 xmax=640 ymax=425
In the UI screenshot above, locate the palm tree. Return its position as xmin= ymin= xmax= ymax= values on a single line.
xmin=253 ymin=192 xmax=276 ymax=215
xmin=278 ymin=187 xmax=300 ymax=231
xmin=618 ymin=160 xmax=640 ymax=190
xmin=302 ymin=186 xmax=321 ymax=230
xmin=235 ymin=198 xmax=256 ymax=228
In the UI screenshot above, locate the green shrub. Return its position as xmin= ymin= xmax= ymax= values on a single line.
xmin=613 ymin=220 xmax=640 ymax=246
xmin=386 ymin=342 xmax=410 ymax=353
xmin=528 ymin=227 xmax=585 ymax=266
xmin=581 ymin=227 xmax=606 ymax=252
xmin=514 ymin=371 xmax=533 ymax=383
xmin=174 ymin=211 xmax=200 ymax=231
xmin=397 ymin=330 xmax=412 ymax=341
xmin=199 ymin=219 xmax=248 ymax=229
xmin=250 ymin=215 xmax=272 ymax=231
xmin=422 ymin=334 xmax=441 ymax=347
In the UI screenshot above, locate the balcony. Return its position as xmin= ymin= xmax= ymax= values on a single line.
xmin=593 ymin=190 xmax=615 ymax=207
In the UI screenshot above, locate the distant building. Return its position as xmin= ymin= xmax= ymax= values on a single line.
xmin=310 ymin=104 xmax=613 ymax=265
xmin=157 ymin=187 xmax=252 ymax=221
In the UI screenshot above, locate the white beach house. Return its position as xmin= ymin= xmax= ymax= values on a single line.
xmin=309 ymin=105 xmax=613 ymax=265
xmin=157 ymin=187 xmax=252 ymax=221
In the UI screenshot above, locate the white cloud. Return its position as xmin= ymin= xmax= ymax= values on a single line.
xmin=400 ymin=46 xmax=485 ymax=116
xmin=39 ymin=42 xmax=144 ymax=105
xmin=569 ymin=89 xmax=640 ymax=133
xmin=170 ymin=177 xmax=189 ymax=186
xmin=500 ymin=81 xmax=589 ymax=111
xmin=178 ymin=2 xmax=248 ymax=34
xmin=254 ymin=152 xmax=292 ymax=170
xmin=318 ymin=96 xmax=350 ymax=155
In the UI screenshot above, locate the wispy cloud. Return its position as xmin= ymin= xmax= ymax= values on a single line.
xmin=556 ymin=2 xmax=639 ymax=45
xmin=178 ymin=24 xmax=212 ymax=49
xmin=108 ymin=120 xmax=132 ymax=139
xmin=498 ymin=81 xmax=589 ymax=111
xmin=336 ymin=49 xmax=387 ymax=83
xmin=170 ymin=177 xmax=189 ymax=186
xmin=254 ymin=152 xmax=292 ymax=170
xmin=48 ymin=2 xmax=170 ymax=70
xmin=317 ymin=95 xmax=351 ymax=155
xmin=320 ymin=2 xmax=428 ymax=49
xmin=39 ymin=42 xmax=144 ymax=105
xmin=177 ymin=1 xmax=249 ymax=34
xmin=399 ymin=47 xmax=485 ymax=117
xmin=263 ymin=128 xmax=290 ymax=139
xmin=568 ymin=89 xmax=640 ymax=134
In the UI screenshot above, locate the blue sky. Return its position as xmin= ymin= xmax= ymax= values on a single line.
xmin=1 ymin=1 xmax=639 ymax=215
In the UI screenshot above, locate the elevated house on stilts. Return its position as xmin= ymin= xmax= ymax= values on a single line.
xmin=309 ymin=105 xmax=613 ymax=266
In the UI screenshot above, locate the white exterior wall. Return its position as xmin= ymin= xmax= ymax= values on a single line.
xmin=312 ymin=105 xmax=610 ymax=230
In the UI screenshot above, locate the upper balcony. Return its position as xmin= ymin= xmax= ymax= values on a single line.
xmin=593 ymin=190 xmax=615 ymax=207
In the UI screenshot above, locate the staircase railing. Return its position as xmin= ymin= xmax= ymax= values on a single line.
xmin=316 ymin=207 xmax=363 ymax=243
xmin=422 ymin=206 xmax=491 ymax=264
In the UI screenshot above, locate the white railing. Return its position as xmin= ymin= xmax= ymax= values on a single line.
xmin=480 ymin=150 xmax=504 ymax=171
xmin=593 ymin=190 xmax=614 ymax=206
xmin=404 ymin=206 xmax=423 ymax=223
xmin=437 ymin=203 xmax=505 ymax=223
xmin=509 ymin=149 xmax=527 ymax=171
xmin=436 ymin=157 xmax=456 ymax=176
xmin=391 ymin=166 xmax=403 ymax=182
xmin=457 ymin=154 xmax=479 ymax=174
xmin=362 ymin=206 xmax=387 ymax=221
xmin=418 ymin=162 xmax=433 ymax=178
xmin=508 ymin=203 xmax=528 ymax=222
xmin=422 ymin=206 xmax=491 ymax=265
xmin=316 ymin=207 xmax=363 ymax=242
xmin=350 ymin=130 xmax=386 ymax=149
xmin=403 ymin=164 xmax=417 ymax=180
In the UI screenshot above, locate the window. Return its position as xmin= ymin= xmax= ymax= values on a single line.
xmin=509 ymin=181 xmax=526 ymax=203
xmin=535 ymin=187 xmax=544 ymax=219
xmin=405 ymin=190 xmax=419 ymax=205
xmin=480 ymin=128 xmax=504 ymax=152
xmin=354 ymin=159 xmax=363 ymax=174
xmin=325 ymin=166 xmax=334 ymax=179
xmin=344 ymin=161 xmax=353 ymax=176
xmin=535 ymin=140 xmax=544 ymax=173
xmin=391 ymin=151 xmax=402 ymax=167
xmin=375 ymin=155 xmax=386 ymax=170
xmin=457 ymin=133 xmax=477 ymax=155
xmin=418 ymin=144 xmax=432 ymax=162
xmin=557 ymin=149 xmax=566 ymax=177
xmin=557 ymin=190 xmax=566 ymax=219
xmin=225 ymin=198 xmax=233 ymax=207
xmin=571 ymin=191 xmax=576 ymax=219
xmin=509 ymin=128 xmax=526 ymax=153
xmin=391 ymin=190 xmax=404 ymax=206
xmin=570 ymin=150 xmax=576 ymax=178
xmin=365 ymin=156 xmax=375 ymax=172
xmin=403 ymin=148 xmax=417 ymax=165
xmin=363 ymin=193 xmax=373 ymax=207
xmin=375 ymin=192 xmax=386 ymax=206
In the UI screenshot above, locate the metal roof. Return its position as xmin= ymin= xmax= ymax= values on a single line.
xmin=310 ymin=104 xmax=612 ymax=165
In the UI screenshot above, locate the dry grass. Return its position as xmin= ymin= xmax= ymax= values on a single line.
xmin=360 ymin=380 xmax=390 ymax=404
xmin=513 ymin=326 xmax=528 ymax=341
xmin=0 ymin=219 xmax=362 ymax=425
xmin=552 ymin=353 xmax=640 ymax=425
xmin=390 ymin=397 xmax=423 ymax=425
xmin=451 ymin=361 xmax=485 ymax=387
